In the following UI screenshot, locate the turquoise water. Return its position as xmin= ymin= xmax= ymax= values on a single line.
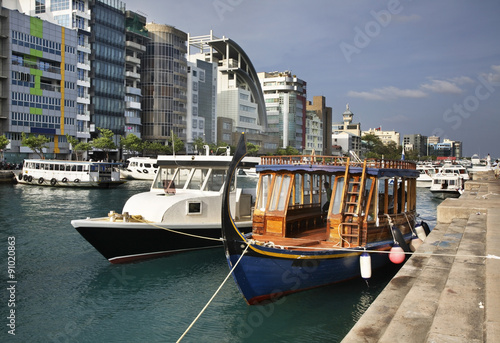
xmin=0 ymin=182 xmax=440 ymax=342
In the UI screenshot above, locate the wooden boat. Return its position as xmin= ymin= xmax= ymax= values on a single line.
xmin=71 ymin=153 xmax=259 ymax=263
xmin=16 ymin=159 xmax=125 ymax=188
xmin=221 ymin=134 xmax=421 ymax=304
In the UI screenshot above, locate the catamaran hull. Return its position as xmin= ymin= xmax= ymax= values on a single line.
xmin=72 ymin=221 xmax=252 ymax=263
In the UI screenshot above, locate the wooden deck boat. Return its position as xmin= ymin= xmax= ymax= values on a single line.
xmin=16 ymin=159 xmax=124 ymax=188
xmin=221 ymin=134 xmax=422 ymax=304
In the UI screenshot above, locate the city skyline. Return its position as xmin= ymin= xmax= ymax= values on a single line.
xmin=125 ymin=0 xmax=500 ymax=158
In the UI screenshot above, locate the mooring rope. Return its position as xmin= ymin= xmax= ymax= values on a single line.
xmin=176 ymin=243 xmax=251 ymax=342
xmin=133 ymin=218 xmax=223 ymax=242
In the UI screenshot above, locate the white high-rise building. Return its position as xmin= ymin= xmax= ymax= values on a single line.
xmin=258 ymin=71 xmax=307 ymax=150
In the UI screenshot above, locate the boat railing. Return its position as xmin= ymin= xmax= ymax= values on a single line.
xmin=260 ymin=156 xmax=416 ymax=170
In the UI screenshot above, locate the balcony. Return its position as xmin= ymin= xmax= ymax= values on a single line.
xmin=125 ymin=55 xmax=140 ymax=64
xmin=125 ymin=71 xmax=140 ymax=79
xmin=125 ymin=86 xmax=142 ymax=96
xmin=125 ymin=41 xmax=146 ymax=52
xmin=125 ymin=116 xmax=141 ymax=125
xmin=126 ymin=101 xmax=141 ymax=110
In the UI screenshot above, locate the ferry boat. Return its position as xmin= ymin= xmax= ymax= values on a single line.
xmin=71 ymin=153 xmax=259 ymax=263
xmin=16 ymin=159 xmax=125 ymax=188
xmin=120 ymin=157 xmax=158 ymax=180
xmin=221 ymin=134 xmax=424 ymax=304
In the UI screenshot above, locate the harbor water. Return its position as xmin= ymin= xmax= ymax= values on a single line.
xmin=0 ymin=181 xmax=442 ymax=343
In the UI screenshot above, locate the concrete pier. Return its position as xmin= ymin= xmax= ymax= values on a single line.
xmin=0 ymin=170 xmax=15 ymax=183
xmin=342 ymin=172 xmax=500 ymax=342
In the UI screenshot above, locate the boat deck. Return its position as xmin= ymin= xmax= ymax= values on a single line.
xmin=251 ymin=227 xmax=340 ymax=250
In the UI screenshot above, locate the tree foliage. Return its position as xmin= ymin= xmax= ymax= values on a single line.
xmin=275 ymin=146 xmax=300 ymax=156
xmin=91 ymin=128 xmax=116 ymax=161
xmin=66 ymin=134 xmax=91 ymax=160
xmin=0 ymin=135 xmax=10 ymax=151
xmin=120 ymin=134 xmax=143 ymax=155
xmin=246 ymin=142 xmax=260 ymax=156
xmin=21 ymin=132 xmax=50 ymax=159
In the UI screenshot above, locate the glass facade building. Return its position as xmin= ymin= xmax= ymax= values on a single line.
xmin=141 ymin=23 xmax=188 ymax=142
xmin=89 ymin=0 xmax=125 ymax=140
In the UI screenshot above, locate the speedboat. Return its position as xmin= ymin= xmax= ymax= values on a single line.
xmin=429 ymin=172 xmax=464 ymax=198
xmin=416 ymin=164 xmax=438 ymax=188
xmin=120 ymin=157 xmax=158 ymax=180
xmin=221 ymin=134 xmax=426 ymax=304
xmin=16 ymin=159 xmax=124 ymax=188
xmin=71 ymin=153 xmax=259 ymax=263
xmin=438 ymin=163 xmax=470 ymax=181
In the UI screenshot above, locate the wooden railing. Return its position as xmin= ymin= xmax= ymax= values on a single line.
xmin=260 ymin=156 xmax=416 ymax=170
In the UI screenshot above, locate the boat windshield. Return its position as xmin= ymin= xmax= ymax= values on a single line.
xmin=153 ymin=167 xmax=229 ymax=192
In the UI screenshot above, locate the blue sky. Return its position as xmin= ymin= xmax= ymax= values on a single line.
xmin=125 ymin=0 xmax=500 ymax=158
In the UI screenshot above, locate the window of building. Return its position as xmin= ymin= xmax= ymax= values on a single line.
xmin=35 ymin=0 xmax=46 ymax=13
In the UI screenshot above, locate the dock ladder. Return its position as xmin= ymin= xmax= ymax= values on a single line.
xmin=339 ymin=158 xmax=368 ymax=247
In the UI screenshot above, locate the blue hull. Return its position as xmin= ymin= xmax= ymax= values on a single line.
xmin=226 ymin=239 xmax=402 ymax=304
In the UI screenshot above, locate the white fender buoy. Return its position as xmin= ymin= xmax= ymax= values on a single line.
xmin=389 ymin=243 xmax=405 ymax=264
xmin=360 ymin=251 xmax=372 ymax=279
xmin=409 ymin=235 xmax=423 ymax=252
xmin=415 ymin=224 xmax=427 ymax=241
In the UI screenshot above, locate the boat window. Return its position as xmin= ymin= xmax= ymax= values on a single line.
xmin=256 ymin=174 xmax=272 ymax=211
xmin=206 ymin=169 xmax=226 ymax=192
xmin=362 ymin=178 xmax=375 ymax=220
xmin=269 ymin=174 xmax=291 ymax=211
xmin=187 ymin=168 xmax=207 ymax=190
xmin=144 ymin=163 xmax=151 ymax=168
xmin=154 ymin=167 xmax=176 ymax=189
xmin=76 ymin=165 xmax=83 ymax=172
xmin=331 ymin=176 xmax=344 ymax=215
xmin=49 ymin=164 xmax=54 ymax=171
xmin=187 ymin=201 xmax=201 ymax=214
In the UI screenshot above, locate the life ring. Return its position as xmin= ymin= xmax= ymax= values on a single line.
xmin=143 ymin=169 xmax=148 ymax=173
xmin=50 ymin=178 xmax=57 ymax=186
xmin=74 ymin=178 xmax=80 ymax=183
xmin=18 ymin=173 xmax=23 ymax=181
xmin=38 ymin=177 xmax=44 ymax=184
xmin=62 ymin=177 xmax=68 ymax=183
xmin=27 ymin=175 xmax=33 ymax=183
xmin=23 ymin=174 xmax=28 ymax=181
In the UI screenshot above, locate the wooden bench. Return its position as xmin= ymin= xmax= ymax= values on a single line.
xmin=285 ymin=204 xmax=323 ymax=237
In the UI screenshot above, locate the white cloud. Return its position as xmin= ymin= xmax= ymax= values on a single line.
xmin=420 ymin=79 xmax=464 ymax=94
xmin=347 ymin=86 xmax=427 ymax=101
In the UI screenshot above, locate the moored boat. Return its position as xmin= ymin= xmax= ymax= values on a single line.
xmin=16 ymin=159 xmax=125 ymax=188
xmin=120 ymin=157 xmax=158 ymax=180
xmin=221 ymin=134 xmax=423 ymax=304
xmin=71 ymin=153 xmax=259 ymax=263
xmin=416 ymin=163 xmax=438 ymax=188
xmin=429 ymin=172 xmax=464 ymax=198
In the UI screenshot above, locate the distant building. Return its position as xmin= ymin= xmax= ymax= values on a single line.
xmin=142 ymin=23 xmax=188 ymax=144
xmin=0 ymin=7 xmax=78 ymax=161
xmin=124 ymin=11 xmax=149 ymax=140
xmin=331 ymin=132 xmax=361 ymax=157
xmin=403 ymin=134 xmax=428 ymax=157
xmin=332 ymin=104 xmax=361 ymax=156
xmin=186 ymin=59 xmax=217 ymax=151
xmin=304 ymin=108 xmax=323 ymax=155
xmin=306 ymin=96 xmax=332 ymax=155
xmin=258 ymin=70 xmax=307 ymax=151
xmin=188 ymin=31 xmax=276 ymax=154
xmin=362 ymin=127 xmax=400 ymax=147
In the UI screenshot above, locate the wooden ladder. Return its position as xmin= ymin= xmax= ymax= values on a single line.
xmin=340 ymin=159 xmax=367 ymax=247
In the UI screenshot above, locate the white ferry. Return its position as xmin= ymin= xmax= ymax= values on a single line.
xmin=120 ymin=157 xmax=158 ymax=180
xmin=17 ymin=159 xmax=125 ymax=188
